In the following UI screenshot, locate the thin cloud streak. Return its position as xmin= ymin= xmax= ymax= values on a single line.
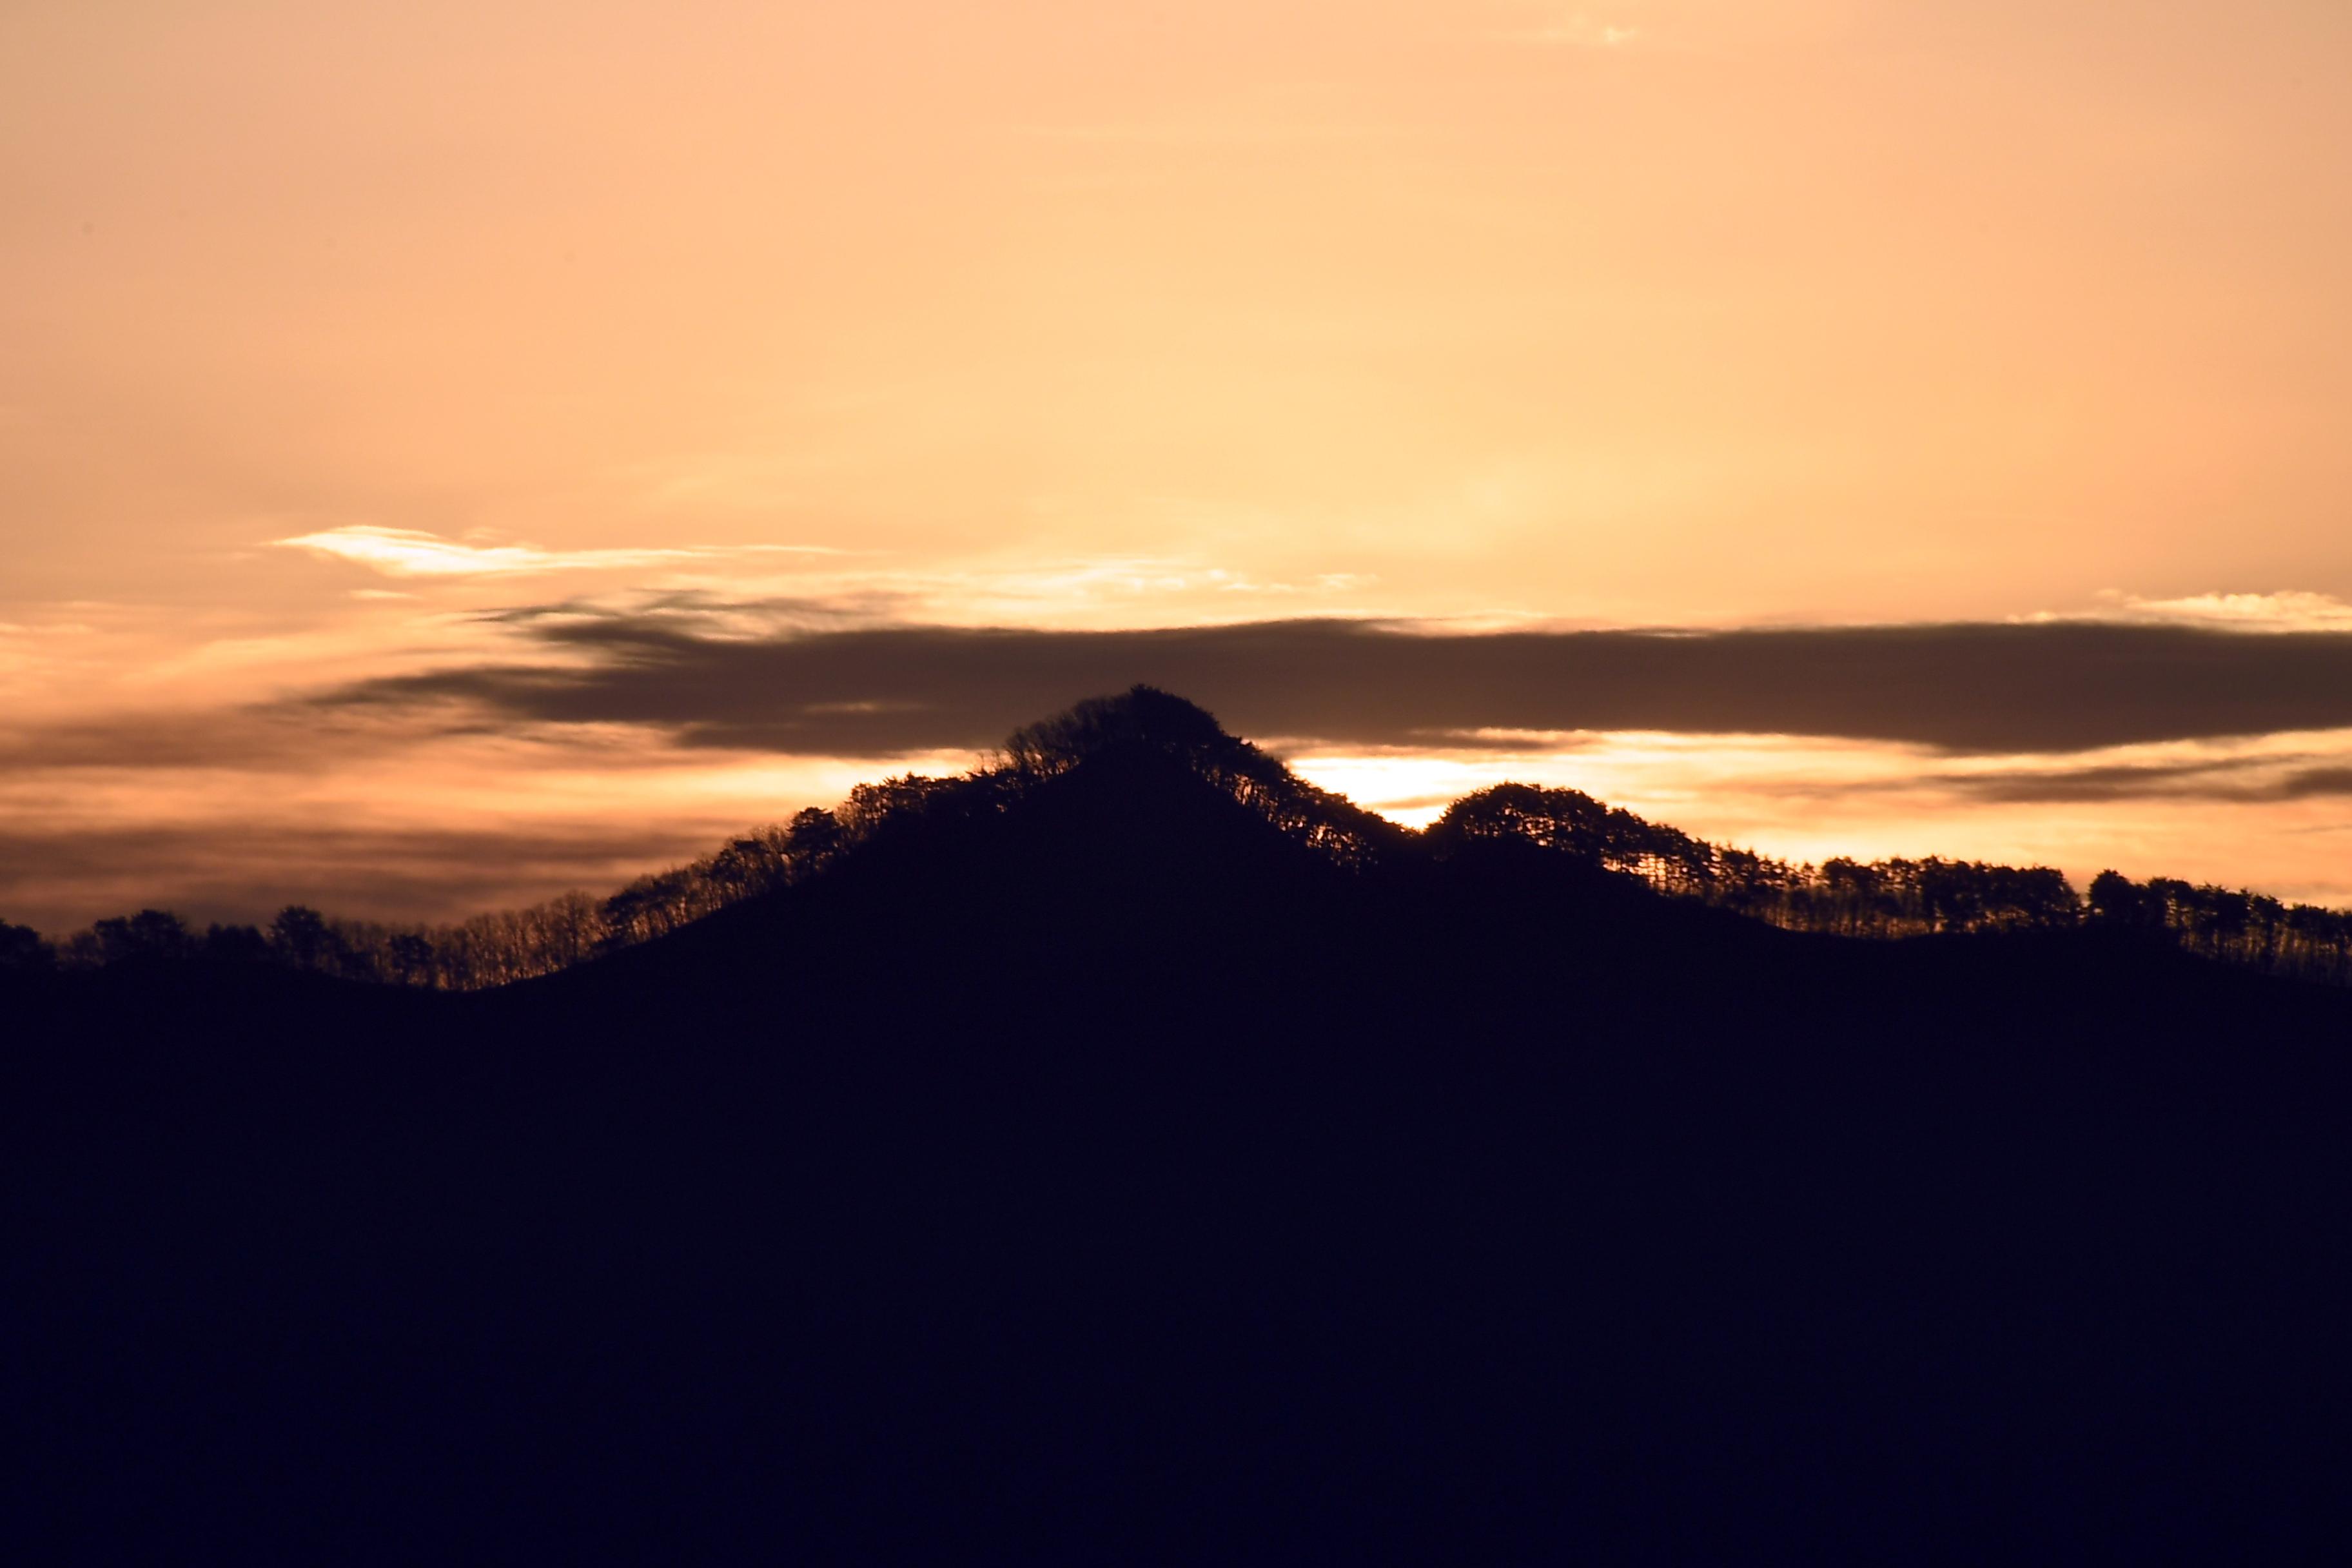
xmin=2037 ymin=590 xmax=2352 ymax=634
xmin=277 ymin=526 xmax=848 ymax=579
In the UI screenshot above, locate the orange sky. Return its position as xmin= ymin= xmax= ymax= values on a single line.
xmin=6 ymin=1 xmax=2352 ymax=931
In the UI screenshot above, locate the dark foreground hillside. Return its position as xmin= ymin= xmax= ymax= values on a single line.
xmin=8 ymin=706 xmax=2352 ymax=1563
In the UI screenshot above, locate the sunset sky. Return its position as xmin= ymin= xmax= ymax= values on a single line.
xmin=8 ymin=0 xmax=2352 ymax=932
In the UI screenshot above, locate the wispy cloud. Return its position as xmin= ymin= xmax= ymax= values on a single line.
xmin=2013 ymin=589 xmax=2352 ymax=634
xmin=2095 ymin=590 xmax=2352 ymax=634
xmin=902 ymin=558 xmax=1378 ymax=617
xmin=275 ymin=526 xmax=847 ymax=579
xmin=1525 ymin=18 xmax=1640 ymax=48
xmin=1489 ymin=0 xmax=1861 ymax=53
xmin=272 ymin=531 xmax=1383 ymax=629
xmin=1499 ymin=3 xmax=1643 ymax=48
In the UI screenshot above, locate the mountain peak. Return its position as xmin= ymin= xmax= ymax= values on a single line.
xmin=998 ymin=686 xmax=1408 ymax=868
xmin=1001 ymin=685 xmax=1242 ymax=774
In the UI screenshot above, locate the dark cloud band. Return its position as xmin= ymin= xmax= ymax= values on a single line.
xmin=321 ymin=615 xmax=2352 ymax=756
xmin=1932 ymin=760 xmax=2352 ymax=805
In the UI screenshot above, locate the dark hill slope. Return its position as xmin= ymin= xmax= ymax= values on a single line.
xmin=9 ymin=725 xmax=2352 ymax=1563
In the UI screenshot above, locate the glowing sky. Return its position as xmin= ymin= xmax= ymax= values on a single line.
xmin=6 ymin=0 xmax=2352 ymax=932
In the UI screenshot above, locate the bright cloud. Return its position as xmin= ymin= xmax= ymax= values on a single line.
xmin=276 ymin=527 xmax=845 ymax=579
xmin=2030 ymin=590 xmax=2352 ymax=634
xmin=2115 ymin=591 xmax=2352 ymax=633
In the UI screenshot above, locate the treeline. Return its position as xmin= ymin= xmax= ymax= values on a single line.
xmin=0 ymin=809 xmax=853 ymax=990
xmin=8 ymin=688 xmax=2352 ymax=990
xmin=0 ymin=787 xmax=990 ymax=990
xmin=2085 ymin=870 xmax=2352 ymax=986
xmin=1431 ymin=781 xmax=2352 ymax=979
xmin=0 ymin=896 xmax=620 ymax=991
xmin=1430 ymin=783 xmax=2081 ymax=934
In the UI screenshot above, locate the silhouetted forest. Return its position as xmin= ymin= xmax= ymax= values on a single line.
xmin=12 ymin=687 xmax=2352 ymax=1562
xmin=9 ymin=685 xmax=2349 ymax=990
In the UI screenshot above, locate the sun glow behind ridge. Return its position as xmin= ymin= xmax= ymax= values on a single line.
xmin=1287 ymin=727 xmax=2352 ymax=912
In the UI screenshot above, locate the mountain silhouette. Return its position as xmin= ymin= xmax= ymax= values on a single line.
xmin=8 ymin=690 xmax=2352 ymax=1563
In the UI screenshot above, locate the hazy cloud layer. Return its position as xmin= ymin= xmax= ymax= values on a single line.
xmin=0 ymin=822 xmax=725 ymax=934
xmin=320 ymin=614 xmax=2352 ymax=757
